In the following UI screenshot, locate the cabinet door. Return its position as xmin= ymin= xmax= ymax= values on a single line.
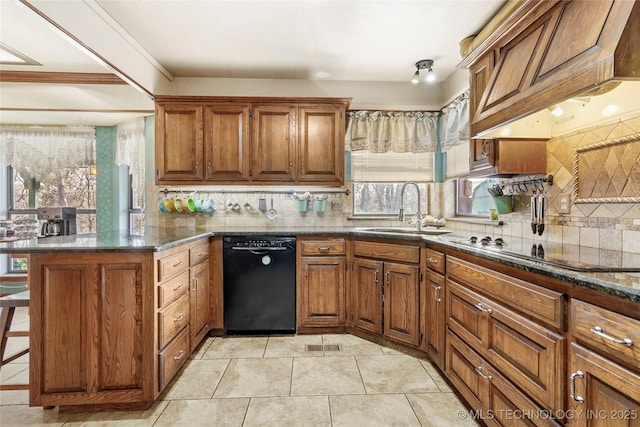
xmin=568 ymin=344 xmax=640 ymax=427
xmin=203 ymin=104 xmax=250 ymax=181
xmin=383 ymin=261 xmax=420 ymax=346
xmin=298 ymin=105 xmax=344 ymax=184
xmin=33 ymin=259 xmax=146 ymax=406
xmin=251 ymin=105 xmax=296 ymax=181
xmin=469 ymin=139 xmax=494 ymax=174
xmin=299 ymin=256 xmax=346 ymax=327
xmin=426 ymin=270 xmax=446 ymax=369
xmin=190 ymin=261 xmax=210 ymax=350
xmin=447 ymin=279 xmax=565 ymax=412
xmin=155 ymin=104 xmax=203 ymax=182
xmin=352 ymin=258 xmax=383 ymax=335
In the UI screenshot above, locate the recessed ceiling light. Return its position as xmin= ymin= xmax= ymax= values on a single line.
xmin=548 ymin=105 xmax=564 ymax=117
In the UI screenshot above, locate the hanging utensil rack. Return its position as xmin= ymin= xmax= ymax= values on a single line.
xmin=500 ymin=174 xmax=553 ymax=195
xmin=159 ymin=188 xmax=350 ymax=197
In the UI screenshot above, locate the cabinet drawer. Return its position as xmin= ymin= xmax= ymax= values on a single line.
xmin=158 ymin=326 xmax=190 ymax=391
xmin=189 ymin=241 xmax=209 ymax=266
xmin=158 ymin=294 xmax=190 ymax=349
xmin=447 ymin=257 xmax=565 ymax=329
xmin=300 ymin=239 xmax=346 ymax=256
xmin=158 ymin=270 xmax=190 ymax=308
xmin=425 ymin=248 xmax=445 ymax=274
xmin=447 ymin=280 xmax=565 ymax=412
xmin=157 ymin=250 xmax=189 ymax=282
xmin=571 ymin=299 xmax=640 ymax=364
xmin=353 ymin=241 xmax=419 ymax=264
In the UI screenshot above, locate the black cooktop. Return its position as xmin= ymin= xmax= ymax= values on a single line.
xmin=454 ymin=237 xmax=640 ymax=272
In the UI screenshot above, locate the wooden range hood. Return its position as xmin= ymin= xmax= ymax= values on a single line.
xmin=459 ymin=0 xmax=640 ymax=138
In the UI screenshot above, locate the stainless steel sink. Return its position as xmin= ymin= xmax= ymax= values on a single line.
xmin=357 ymin=227 xmax=452 ymax=236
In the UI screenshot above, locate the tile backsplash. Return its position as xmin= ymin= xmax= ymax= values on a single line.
xmin=447 ymin=113 xmax=640 ymax=253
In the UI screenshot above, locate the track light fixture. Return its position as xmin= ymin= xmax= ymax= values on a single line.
xmin=411 ymin=59 xmax=435 ymax=84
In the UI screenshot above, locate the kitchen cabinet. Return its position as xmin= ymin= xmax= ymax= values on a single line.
xmin=352 ymin=240 xmax=421 ymax=347
xmin=567 ymin=300 xmax=640 ymax=426
xmin=447 ymin=331 xmax=562 ymax=427
xmin=155 ymin=96 xmax=349 ymax=186
xmin=189 ymin=241 xmax=211 ymax=350
xmin=298 ymin=105 xmax=344 ymax=183
xmin=460 ymin=0 xmax=639 ymax=137
xmin=203 ymin=104 xmax=250 ymax=181
xmin=155 ymin=103 xmax=203 ymax=182
xmin=297 ymin=237 xmax=347 ymax=329
xmin=251 ymin=104 xmax=296 ymax=182
xmin=424 ymin=248 xmax=446 ymax=370
xmin=26 ymin=237 xmax=213 ymax=409
xmin=469 ymin=138 xmax=547 ymax=177
xmin=446 ymin=256 xmax=566 ymax=415
xmin=28 ymin=252 xmax=155 ymax=408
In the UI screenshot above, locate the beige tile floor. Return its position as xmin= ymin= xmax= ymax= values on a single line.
xmin=0 ymin=307 xmax=478 ymax=426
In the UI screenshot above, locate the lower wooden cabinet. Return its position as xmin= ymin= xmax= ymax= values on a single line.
xmin=297 ymin=237 xmax=346 ymax=328
xmin=425 ymin=268 xmax=446 ymax=370
xmin=447 ymin=278 xmax=565 ymax=412
xmin=447 ymin=331 xmax=562 ymax=427
xmin=28 ymin=238 xmax=213 ymax=410
xmin=567 ymin=344 xmax=640 ymax=427
xmin=351 ymin=241 xmax=421 ymax=347
xmin=29 ymin=252 xmax=154 ymax=407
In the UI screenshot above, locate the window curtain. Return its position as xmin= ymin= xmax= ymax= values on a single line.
xmin=116 ymin=118 xmax=145 ymax=208
xmin=440 ymin=91 xmax=470 ymax=152
xmin=0 ymin=125 xmax=96 ymax=182
xmin=345 ymin=111 xmax=438 ymax=153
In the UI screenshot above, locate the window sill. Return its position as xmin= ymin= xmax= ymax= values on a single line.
xmin=446 ymin=217 xmax=504 ymax=227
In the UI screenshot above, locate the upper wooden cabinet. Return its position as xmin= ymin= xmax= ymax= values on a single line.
xmin=460 ymin=0 xmax=640 ymax=137
xmin=155 ymin=104 xmax=204 ymax=182
xmin=155 ymin=97 xmax=349 ymax=186
xmin=469 ymin=138 xmax=547 ymax=177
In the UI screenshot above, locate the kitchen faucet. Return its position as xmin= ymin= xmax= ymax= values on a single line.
xmin=398 ymin=181 xmax=426 ymax=230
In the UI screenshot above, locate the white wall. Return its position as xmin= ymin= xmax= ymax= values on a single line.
xmin=171 ymin=77 xmax=444 ymax=110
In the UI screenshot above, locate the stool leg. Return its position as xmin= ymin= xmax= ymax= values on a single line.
xmin=0 ymin=307 xmax=14 ymax=368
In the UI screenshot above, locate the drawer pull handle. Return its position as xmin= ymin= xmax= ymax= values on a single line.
xmin=318 ymin=247 xmax=330 ymax=253
xmin=374 ymin=270 xmax=379 ymax=284
xmin=173 ymin=350 xmax=186 ymax=361
xmin=591 ymin=326 xmax=633 ymax=347
xmin=475 ymin=366 xmax=492 ymax=381
xmin=192 ymin=277 xmax=198 ymax=291
xmin=172 ymin=261 xmax=184 ymax=267
xmin=385 ymin=272 xmax=390 ymax=285
xmin=174 ymin=313 xmax=185 ymax=322
xmin=428 ymin=257 xmax=439 ymax=264
xmin=475 ymin=302 xmax=493 ymax=314
xmin=570 ymin=370 xmax=584 ymax=403
xmin=173 ymin=284 xmax=184 ymax=292
xmin=197 ymin=251 xmax=207 ymax=257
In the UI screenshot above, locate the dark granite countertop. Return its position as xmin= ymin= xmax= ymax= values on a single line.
xmin=2 ymin=226 xmax=638 ymax=303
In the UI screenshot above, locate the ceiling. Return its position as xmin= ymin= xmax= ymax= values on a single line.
xmin=0 ymin=0 xmax=506 ymax=125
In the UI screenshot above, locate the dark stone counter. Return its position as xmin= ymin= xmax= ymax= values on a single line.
xmin=2 ymin=226 xmax=638 ymax=303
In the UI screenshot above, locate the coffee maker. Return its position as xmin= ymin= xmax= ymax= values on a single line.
xmin=37 ymin=207 xmax=77 ymax=237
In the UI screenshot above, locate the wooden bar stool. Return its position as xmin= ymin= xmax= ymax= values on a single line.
xmin=0 ymin=290 xmax=30 ymax=390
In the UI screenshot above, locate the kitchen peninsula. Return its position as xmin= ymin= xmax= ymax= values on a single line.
xmin=1 ymin=227 xmax=639 ymax=421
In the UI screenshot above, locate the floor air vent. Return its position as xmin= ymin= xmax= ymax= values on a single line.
xmin=306 ymin=344 xmax=341 ymax=352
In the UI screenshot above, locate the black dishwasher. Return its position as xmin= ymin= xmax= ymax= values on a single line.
xmin=223 ymin=236 xmax=296 ymax=335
